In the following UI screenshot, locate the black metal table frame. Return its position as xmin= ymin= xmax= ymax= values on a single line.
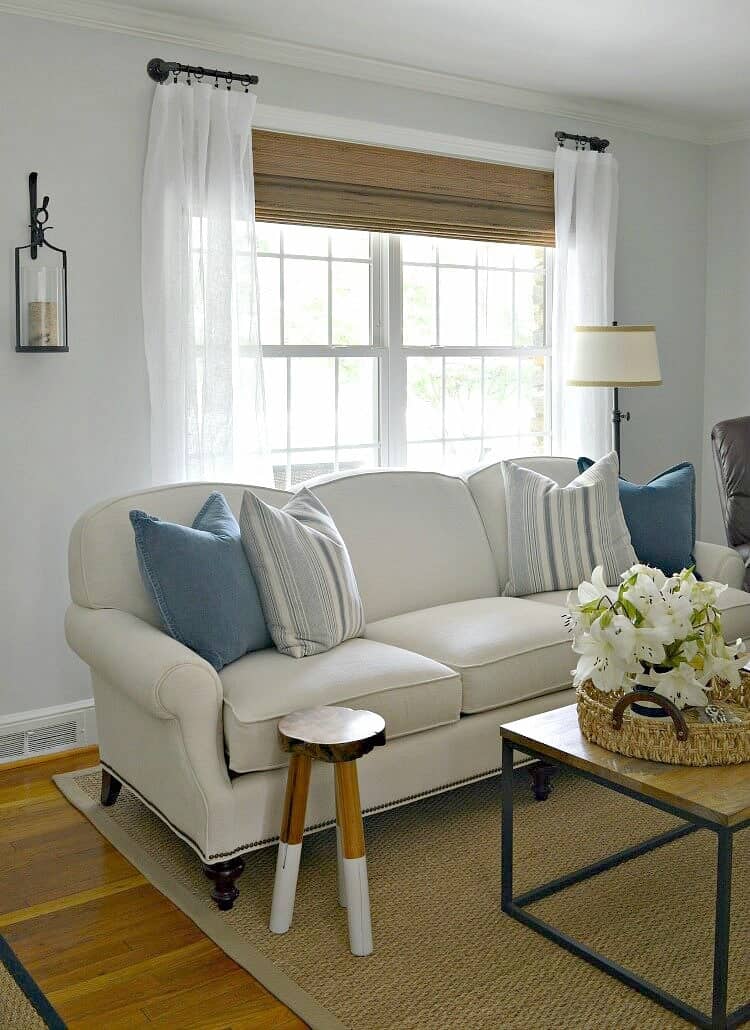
xmin=501 ymin=736 xmax=750 ymax=1030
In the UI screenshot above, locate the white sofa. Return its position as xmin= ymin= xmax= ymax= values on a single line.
xmin=65 ymin=456 xmax=750 ymax=906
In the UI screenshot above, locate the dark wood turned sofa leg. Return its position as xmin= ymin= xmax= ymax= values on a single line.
xmin=203 ymin=857 xmax=245 ymax=910
xmin=100 ymin=769 xmax=122 ymax=807
xmin=528 ymin=761 xmax=554 ymax=801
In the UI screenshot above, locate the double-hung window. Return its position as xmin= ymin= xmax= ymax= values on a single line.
xmin=256 ymin=222 xmax=552 ymax=489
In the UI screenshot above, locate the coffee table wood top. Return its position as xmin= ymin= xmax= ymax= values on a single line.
xmin=501 ymin=704 xmax=750 ymax=828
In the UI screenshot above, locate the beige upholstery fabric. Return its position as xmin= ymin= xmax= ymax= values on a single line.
xmin=366 ymin=597 xmax=573 ymax=714
xmin=308 ymin=469 xmax=499 ymax=622
xmin=69 ymin=481 xmax=290 ymax=625
xmin=220 ymin=639 xmax=461 ymax=773
xmin=694 ymin=540 xmax=745 ymax=590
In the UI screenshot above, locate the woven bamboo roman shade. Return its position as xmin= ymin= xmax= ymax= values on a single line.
xmin=252 ymin=131 xmax=554 ymax=246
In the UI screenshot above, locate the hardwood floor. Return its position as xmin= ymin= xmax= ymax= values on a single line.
xmin=0 ymin=748 xmax=306 ymax=1029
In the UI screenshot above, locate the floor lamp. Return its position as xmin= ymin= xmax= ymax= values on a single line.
xmin=567 ymin=324 xmax=661 ymax=468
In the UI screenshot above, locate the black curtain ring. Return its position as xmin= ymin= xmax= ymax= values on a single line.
xmin=194 ymin=67 xmax=204 ymax=81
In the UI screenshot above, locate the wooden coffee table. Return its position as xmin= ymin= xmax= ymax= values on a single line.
xmin=500 ymin=704 xmax=750 ymax=1030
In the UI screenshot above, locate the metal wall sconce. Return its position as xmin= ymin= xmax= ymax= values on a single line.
xmin=15 ymin=172 xmax=68 ymax=352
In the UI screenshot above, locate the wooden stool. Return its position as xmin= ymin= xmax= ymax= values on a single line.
xmin=269 ymin=706 xmax=386 ymax=956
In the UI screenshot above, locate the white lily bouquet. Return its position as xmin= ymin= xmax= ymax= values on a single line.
xmin=566 ymin=564 xmax=745 ymax=709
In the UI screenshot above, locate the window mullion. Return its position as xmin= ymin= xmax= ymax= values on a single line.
xmin=386 ymin=234 xmax=407 ymax=466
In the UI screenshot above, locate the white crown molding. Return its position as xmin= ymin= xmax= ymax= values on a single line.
xmin=0 ymin=0 xmax=719 ymax=145
xmin=255 ymin=104 xmax=554 ymax=170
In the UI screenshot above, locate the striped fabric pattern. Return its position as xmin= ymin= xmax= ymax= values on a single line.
xmin=239 ymin=487 xmax=365 ymax=658
xmin=502 ymin=451 xmax=637 ymax=596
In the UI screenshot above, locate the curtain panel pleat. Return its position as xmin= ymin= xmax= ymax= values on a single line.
xmin=252 ymin=131 xmax=555 ymax=246
xmin=551 ymin=147 xmax=618 ymax=459
xmin=142 ymin=84 xmax=271 ymax=485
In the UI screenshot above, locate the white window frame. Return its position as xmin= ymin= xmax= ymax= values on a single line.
xmin=383 ymin=236 xmax=554 ymax=466
xmin=258 ymin=229 xmax=384 ymax=486
xmin=254 ymin=225 xmax=553 ymax=482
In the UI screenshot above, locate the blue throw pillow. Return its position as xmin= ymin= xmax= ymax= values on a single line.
xmin=130 ymin=492 xmax=271 ymax=670
xmin=577 ymin=458 xmax=696 ymax=575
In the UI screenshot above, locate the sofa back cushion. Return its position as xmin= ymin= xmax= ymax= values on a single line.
xmin=308 ymin=470 xmax=499 ymax=622
xmin=464 ymin=457 xmax=579 ymax=591
xmin=69 ymin=481 xmax=290 ymax=624
xmin=69 ymin=468 xmax=499 ymax=627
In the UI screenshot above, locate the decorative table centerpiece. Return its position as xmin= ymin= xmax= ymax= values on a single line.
xmin=568 ymin=564 xmax=750 ymax=765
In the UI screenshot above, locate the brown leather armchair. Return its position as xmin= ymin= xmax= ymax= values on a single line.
xmin=711 ymin=416 xmax=750 ymax=589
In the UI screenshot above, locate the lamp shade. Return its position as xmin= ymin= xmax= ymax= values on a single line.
xmin=568 ymin=325 xmax=661 ymax=386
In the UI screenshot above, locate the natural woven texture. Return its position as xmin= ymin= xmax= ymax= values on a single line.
xmin=578 ymin=675 xmax=750 ymax=766
xmin=0 ymin=964 xmax=48 ymax=1029
xmin=0 ymin=936 xmax=64 ymax=1029
xmin=58 ymin=766 xmax=749 ymax=1029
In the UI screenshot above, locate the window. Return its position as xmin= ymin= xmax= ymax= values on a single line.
xmin=256 ymin=222 xmax=552 ymax=489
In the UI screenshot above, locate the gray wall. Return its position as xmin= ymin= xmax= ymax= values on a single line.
xmin=701 ymin=140 xmax=750 ymax=544
xmin=0 ymin=12 xmax=709 ymax=716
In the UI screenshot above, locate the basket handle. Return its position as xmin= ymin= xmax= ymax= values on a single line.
xmin=611 ymin=691 xmax=689 ymax=742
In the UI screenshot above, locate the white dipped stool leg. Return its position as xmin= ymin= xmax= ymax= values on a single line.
xmin=342 ymin=855 xmax=372 ymax=956
xmin=334 ymin=760 xmax=373 ymax=956
xmin=269 ymin=753 xmax=311 ymax=935
xmin=270 ymin=842 xmax=302 ymax=933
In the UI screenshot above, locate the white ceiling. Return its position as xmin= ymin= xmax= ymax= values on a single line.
xmin=10 ymin=0 xmax=750 ymax=140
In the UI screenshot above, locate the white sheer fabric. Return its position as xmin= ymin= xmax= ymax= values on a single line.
xmin=142 ymin=83 xmax=271 ymax=484
xmin=551 ymin=147 xmax=618 ymax=459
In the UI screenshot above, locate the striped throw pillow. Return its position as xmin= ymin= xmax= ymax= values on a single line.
xmin=239 ymin=487 xmax=365 ymax=658
xmin=502 ymin=451 xmax=637 ymax=596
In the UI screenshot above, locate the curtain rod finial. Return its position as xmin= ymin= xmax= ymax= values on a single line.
xmin=147 ymin=58 xmax=170 ymax=84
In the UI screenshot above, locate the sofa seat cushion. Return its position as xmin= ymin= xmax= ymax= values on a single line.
xmin=366 ymin=597 xmax=572 ymax=715
xmin=220 ymin=638 xmax=461 ymax=773
xmin=526 ymin=587 xmax=750 ymax=645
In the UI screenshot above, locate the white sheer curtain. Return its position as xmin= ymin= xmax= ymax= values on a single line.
xmin=551 ymin=146 xmax=618 ymax=459
xmin=142 ymin=83 xmax=271 ymax=485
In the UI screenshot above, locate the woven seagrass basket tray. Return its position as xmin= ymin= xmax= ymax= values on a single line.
xmin=577 ymin=672 xmax=750 ymax=766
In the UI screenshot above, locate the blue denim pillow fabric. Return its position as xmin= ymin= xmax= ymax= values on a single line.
xmin=130 ymin=492 xmax=270 ymax=670
xmin=577 ymin=458 xmax=696 ymax=575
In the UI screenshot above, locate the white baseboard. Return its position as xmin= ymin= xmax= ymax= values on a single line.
xmin=0 ymin=698 xmax=97 ymax=764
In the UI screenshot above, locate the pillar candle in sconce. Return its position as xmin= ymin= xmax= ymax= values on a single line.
xmin=28 ymin=302 xmax=60 ymax=348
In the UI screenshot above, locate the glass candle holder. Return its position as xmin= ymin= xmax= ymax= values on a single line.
xmin=15 ymin=244 xmax=68 ymax=352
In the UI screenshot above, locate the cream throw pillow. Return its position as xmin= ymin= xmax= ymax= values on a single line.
xmin=502 ymin=451 xmax=637 ymax=596
xmin=239 ymin=487 xmax=365 ymax=658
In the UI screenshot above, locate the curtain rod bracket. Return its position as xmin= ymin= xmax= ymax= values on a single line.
xmin=554 ymin=130 xmax=610 ymax=153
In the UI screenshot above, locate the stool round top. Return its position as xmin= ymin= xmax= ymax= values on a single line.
xmin=278 ymin=706 xmax=386 ymax=763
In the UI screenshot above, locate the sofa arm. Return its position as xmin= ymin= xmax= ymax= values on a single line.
xmin=694 ymin=540 xmax=745 ymax=590
xmin=65 ymin=604 xmax=222 ymax=722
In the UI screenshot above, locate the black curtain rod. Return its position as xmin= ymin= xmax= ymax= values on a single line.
xmin=147 ymin=57 xmax=259 ymax=88
xmin=555 ymin=130 xmax=610 ymax=153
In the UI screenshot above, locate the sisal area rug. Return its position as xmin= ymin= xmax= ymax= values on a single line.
xmin=0 ymin=933 xmax=66 ymax=1029
xmin=55 ymin=765 xmax=749 ymax=1029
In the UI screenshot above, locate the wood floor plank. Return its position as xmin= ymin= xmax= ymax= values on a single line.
xmin=0 ymin=873 xmax=146 ymax=927
xmin=0 ymin=747 xmax=307 ymax=1029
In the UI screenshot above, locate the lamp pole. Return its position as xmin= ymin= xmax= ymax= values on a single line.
xmin=611 ymin=386 xmax=630 ymax=468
